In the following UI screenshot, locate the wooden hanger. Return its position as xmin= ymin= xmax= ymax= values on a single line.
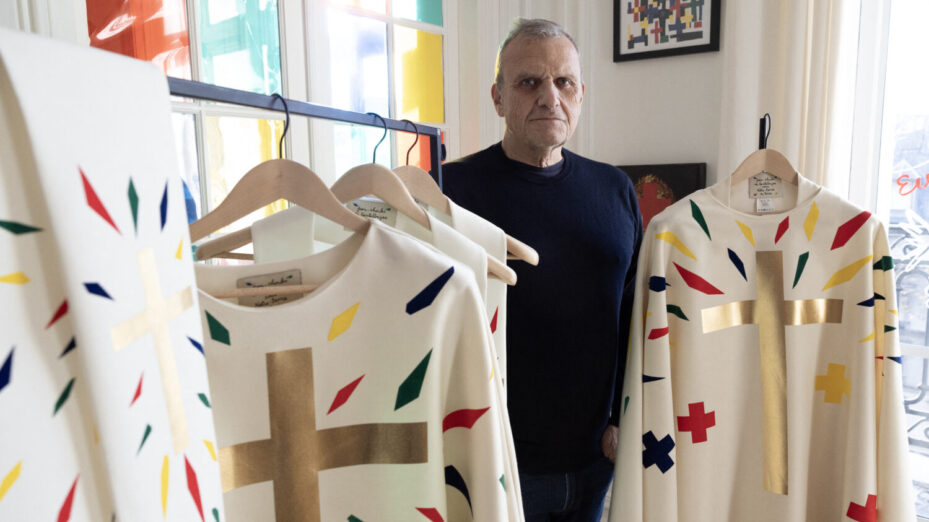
xmin=730 ymin=114 xmax=799 ymax=186
xmin=194 ymin=226 xmax=252 ymax=261
xmin=729 ymin=148 xmax=798 ymax=186
xmin=394 ymin=120 xmax=539 ymax=266
xmin=333 ymin=162 xmax=517 ymax=286
xmin=190 ymin=158 xmax=369 ymax=298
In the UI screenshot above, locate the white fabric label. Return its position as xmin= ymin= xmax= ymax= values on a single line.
xmin=749 ymin=173 xmax=781 ymax=199
xmin=756 ymin=197 xmax=776 ymax=213
xmin=236 ymin=268 xmax=303 ymax=307
xmin=348 ymin=198 xmax=398 ymax=226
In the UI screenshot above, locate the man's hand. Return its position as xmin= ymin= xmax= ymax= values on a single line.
xmin=601 ymin=424 xmax=619 ymax=461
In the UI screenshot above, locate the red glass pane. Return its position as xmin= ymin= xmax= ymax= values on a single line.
xmin=86 ymin=0 xmax=191 ymax=79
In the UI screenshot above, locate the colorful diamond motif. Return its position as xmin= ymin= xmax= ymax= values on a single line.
xmin=395 ymin=349 xmax=432 ymax=410
xmin=407 ymin=267 xmax=455 ymax=315
xmin=442 ymin=407 xmax=490 ymax=432
xmin=328 ymin=375 xmax=365 ymax=414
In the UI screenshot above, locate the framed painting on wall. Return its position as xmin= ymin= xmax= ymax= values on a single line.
xmin=613 ymin=0 xmax=721 ymax=62
xmin=619 ymin=163 xmax=707 ymax=229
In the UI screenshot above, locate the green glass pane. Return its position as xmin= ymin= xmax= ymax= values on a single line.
xmin=202 ymin=115 xmax=285 ymax=236
xmin=393 ymin=0 xmax=443 ymax=26
xmin=326 ymin=9 xmax=389 ymax=115
xmin=198 ymin=0 xmax=281 ymax=95
xmin=393 ymin=26 xmax=444 ymax=123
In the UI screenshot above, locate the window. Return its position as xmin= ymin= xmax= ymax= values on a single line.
xmin=875 ymin=0 xmax=929 ymax=517
xmin=306 ymin=0 xmax=449 ymax=179
xmin=83 ymin=0 xmax=453 ymax=240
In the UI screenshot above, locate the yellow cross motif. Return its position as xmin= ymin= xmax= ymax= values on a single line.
xmin=218 ymin=347 xmax=428 ymax=522
xmin=815 ymin=363 xmax=850 ymax=403
xmin=111 ymin=248 xmax=193 ymax=454
xmin=701 ymin=250 xmax=843 ymax=495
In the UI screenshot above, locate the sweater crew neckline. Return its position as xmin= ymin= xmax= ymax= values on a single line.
xmin=492 ymin=142 xmax=572 ymax=184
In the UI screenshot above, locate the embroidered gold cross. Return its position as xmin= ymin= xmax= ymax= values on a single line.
xmin=701 ymin=250 xmax=843 ymax=495
xmin=111 ymin=247 xmax=193 ymax=453
xmin=218 ymin=347 xmax=428 ymax=522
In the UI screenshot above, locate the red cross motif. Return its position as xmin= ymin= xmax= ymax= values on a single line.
xmin=677 ymin=401 xmax=716 ymax=443
xmin=846 ymin=494 xmax=877 ymax=522
xmin=651 ymin=21 xmax=663 ymax=43
xmin=638 ymin=182 xmax=673 ymax=230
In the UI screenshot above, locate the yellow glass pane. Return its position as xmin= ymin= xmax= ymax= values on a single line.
xmin=394 ymin=26 xmax=444 ymax=124
xmin=203 ymin=115 xmax=286 ymax=237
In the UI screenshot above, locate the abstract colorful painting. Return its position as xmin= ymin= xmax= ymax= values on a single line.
xmin=614 ymin=0 xmax=721 ymax=62
xmin=619 ymin=163 xmax=706 ymax=230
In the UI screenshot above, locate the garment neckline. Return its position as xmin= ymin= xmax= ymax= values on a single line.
xmin=195 ymin=219 xmax=379 ymax=314
xmin=492 ymin=142 xmax=573 ymax=185
xmin=704 ymin=174 xmax=823 ymax=220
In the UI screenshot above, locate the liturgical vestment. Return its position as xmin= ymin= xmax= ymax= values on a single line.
xmin=195 ymin=220 xmax=514 ymax=521
xmin=610 ymin=175 xmax=915 ymax=521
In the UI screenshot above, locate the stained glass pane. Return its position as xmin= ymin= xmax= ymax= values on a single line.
xmin=86 ymin=0 xmax=191 ymax=78
xmin=328 ymin=0 xmax=386 ymax=15
xmin=198 ymin=0 xmax=281 ymax=95
xmin=202 ymin=115 xmax=286 ymax=234
xmin=393 ymin=0 xmax=443 ymax=26
xmin=395 ymin=130 xmax=431 ymax=171
xmin=393 ymin=26 xmax=444 ymax=123
xmin=326 ymin=9 xmax=389 ymax=115
xmin=171 ymin=112 xmax=201 ymax=222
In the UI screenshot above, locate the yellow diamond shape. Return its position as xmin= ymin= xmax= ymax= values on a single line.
xmin=329 ymin=302 xmax=361 ymax=341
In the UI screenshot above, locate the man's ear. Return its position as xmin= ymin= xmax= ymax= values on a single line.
xmin=491 ymin=83 xmax=504 ymax=117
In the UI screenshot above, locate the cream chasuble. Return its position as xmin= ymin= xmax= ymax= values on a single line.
xmin=0 ymin=29 xmax=223 ymax=521
xmin=196 ymin=220 xmax=514 ymax=521
xmin=610 ymin=175 xmax=915 ymax=521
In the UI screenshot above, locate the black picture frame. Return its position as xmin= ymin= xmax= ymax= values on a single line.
xmin=613 ymin=0 xmax=721 ymax=63
xmin=619 ymin=163 xmax=707 ymax=230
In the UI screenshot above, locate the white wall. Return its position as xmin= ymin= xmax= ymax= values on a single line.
xmin=457 ymin=0 xmax=725 ymax=183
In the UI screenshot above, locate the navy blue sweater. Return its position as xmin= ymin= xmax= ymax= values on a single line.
xmin=442 ymin=143 xmax=642 ymax=473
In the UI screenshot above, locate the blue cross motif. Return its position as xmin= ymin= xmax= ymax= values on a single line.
xmin=642 ymin=430 xmax=675 ymax=473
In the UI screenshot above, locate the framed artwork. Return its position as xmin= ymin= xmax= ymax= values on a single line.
xmin=619 ymin=163 xmax=707 ymax=229
xmin=613 ymin=0 xmax=721 ymax=63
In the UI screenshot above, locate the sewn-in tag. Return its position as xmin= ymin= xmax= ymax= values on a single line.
xmin=348 ymin=198 xmax=397 ymax=226
xmin=756 ymin=197 xmax=776 ymax=213
xmin=749 ymin=172 xmax=781 ymax=199
xmin=236 ymin=268 xmax=303 ymax=307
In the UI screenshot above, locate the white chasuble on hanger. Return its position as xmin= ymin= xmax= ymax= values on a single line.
xmin=0 ymin=29 xmax=224 ymax=521
xmin=610 ymin=175 xmax=915 ymax=521
xmin=196 ymin=220 xmax=512 ymax=521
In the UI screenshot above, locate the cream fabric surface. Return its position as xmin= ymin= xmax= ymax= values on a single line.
xmin=196 ymin=220 xmax=518 ymax=521
xmin=611 ymin=175 xmax=914 ymax=521
xmin=0 ymin=29 xmax=223 ymax=521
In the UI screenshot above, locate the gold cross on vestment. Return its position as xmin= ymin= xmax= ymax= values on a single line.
xmin=701 ymin=250 xmax=843 ymax=495
xmin=111 ymin=247 xmax=193 ymax=453
xmin=218 ymin=347 xmax=428 ymax=522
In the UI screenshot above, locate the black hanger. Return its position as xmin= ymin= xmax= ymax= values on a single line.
xmin=367 ymin=112 xmax=388 ymax=164
xmin=401 ymin=119 xmax=420 ymax=166
xmin=271 ymin=93 xmax=290 ymax=159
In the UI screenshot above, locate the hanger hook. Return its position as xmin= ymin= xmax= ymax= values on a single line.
xmin=271 ymin=93 xmax=290 ymax=159
xmin=367 ymin=112 xmax=388 ymax=164
xmin=401 ymin=119 xmax=420 ymax=166
xmin=759 ymin=113 xmax=772 ymax=150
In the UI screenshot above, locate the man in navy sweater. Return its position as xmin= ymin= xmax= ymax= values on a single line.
xmin=442 ymin=18 xmax=642 ymax=521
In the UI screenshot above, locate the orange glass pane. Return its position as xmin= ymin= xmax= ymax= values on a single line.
xmin=327 ymin=0 xmax=387 ymax=15
xmin=393 ymin=26 xmax=444 ymax=123
xmin=395 ymin=130 xmax=432 ymax=172
xmin=86 ymin=0 xmax=191 ymax=79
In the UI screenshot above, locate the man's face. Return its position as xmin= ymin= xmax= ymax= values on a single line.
xmin=492 ymin=35 xmax=584 ymax=155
